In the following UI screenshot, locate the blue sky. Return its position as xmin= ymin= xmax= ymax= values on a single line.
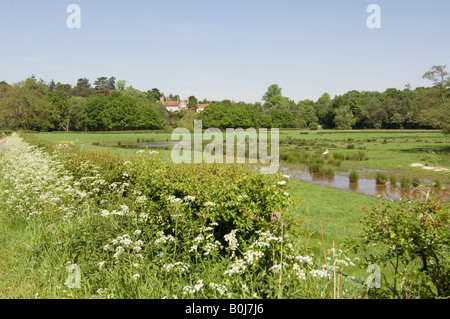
xmin=1 ymin=0 xmax=449 ymax=103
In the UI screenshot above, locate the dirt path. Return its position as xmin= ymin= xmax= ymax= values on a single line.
xmin=0 ymin=136 xmax=9 ymax=155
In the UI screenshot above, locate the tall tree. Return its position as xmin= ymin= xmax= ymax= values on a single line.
xmin=0 ymin=78 xmax=54 ymax=131
xmin=188 ymin=96 xmax=198 ymax=111
xmin=47 ymin=90 xmax=72 ymax=131
xmin=54 ymin=82 xmax=73 ymax=95
xmin=73 ymin=78 xmax=92 ymax=97
xmin=94 ymin=76 xmax=108 ymax=90
xmin=116 ymin=80 xmax=126 ymax=91
xmin=422 ymin=65 xmax=450 ymax=103
xmin=107 ymin=76 xmax=116 ymax=91
xmin=334 ymin=105 xmax=356 ymax=130
xmin=48 ymin=79 xmax=56 ymax=92
xmin=262 ymin=84 xmax=282 ymax=103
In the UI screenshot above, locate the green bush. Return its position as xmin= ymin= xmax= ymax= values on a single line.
xmin=308 ymin=122 xmax=318 ymax=130
xmin=323 ymin=167 xmax=334 ymax=177
xmin=400 ymin=176 xmax=411 ymax=189
xmin=349 ymin=171 xmax=359 ymax=183
xmin=375 ymin=172 xmax=388 ymax=185
xmin=389 ymin=175 xmax=398 ymax=187
xmin=347 ymin=190 xmax=450 ymax=298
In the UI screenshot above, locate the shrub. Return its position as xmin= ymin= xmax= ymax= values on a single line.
xmin=323 ymin=167 xmax=334 ymax=177
xmin=375 ymin=172 xmax=388 ymax=185
xmin=308 ymin=163 xmax=323 ymax=174
xmin=400 ymin=176 xmax=410 ymax=189
xmin=347 ymin=190 xmax=450 ymax=298
xmin=349 ymin=171 xmax=359 ymax=183
xmin=308 ymin=122 xmax=318 ymax=130
xmin=389 ymin=175 xmax=398 ymax=187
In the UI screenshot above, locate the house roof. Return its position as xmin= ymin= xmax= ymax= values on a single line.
xmin=164 ymin=101 xmax=180 ymax=106
xmin=197 ymin=104 xmax=209 ymax=109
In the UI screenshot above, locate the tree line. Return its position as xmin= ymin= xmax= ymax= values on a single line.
xmin=199 ymin=65 xmax=449 ymax=133
xmin=0 ymin=65 xmax=448 ymax=133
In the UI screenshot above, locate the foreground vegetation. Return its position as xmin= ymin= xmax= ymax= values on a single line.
xmin=0 ymin=133 xmax=357 ymax=298
xmin=0 ymin=132 xmax=448 ymax=299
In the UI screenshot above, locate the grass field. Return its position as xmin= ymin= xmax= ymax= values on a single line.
xmin=0 ymin=129 xmax=448 ymax=298
xmin=39 ymin=129 xmax=450 ymax=184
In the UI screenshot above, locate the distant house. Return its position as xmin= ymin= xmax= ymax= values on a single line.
xmin=196 ymin=104 xmax=209 ymax=113
xmin=160 ymin=96 xmax=188 ymax=112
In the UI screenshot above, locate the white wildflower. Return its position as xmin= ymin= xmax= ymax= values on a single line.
xmin=209 ymin=283 xmax=227 ymax=295
xmin=204 ymin=201 xmax=216 ymax=207
xmin=183 ymin=195 xmax=196 ymax=202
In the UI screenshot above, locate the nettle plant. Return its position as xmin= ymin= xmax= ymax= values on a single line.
xmin=349 ymin=189 xmax=449 ymax=298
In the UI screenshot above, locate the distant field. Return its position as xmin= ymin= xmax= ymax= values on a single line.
xmin=278 ymin=129 xmax=449 ymax=179
xmin=38 ymin=129 xmax=450 ymax=181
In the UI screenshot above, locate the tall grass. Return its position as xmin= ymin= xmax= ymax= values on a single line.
xmin=375 ymin=172 xmax=388 ymax=185
xmin=349 ymin=171 xmax=359 ymax=183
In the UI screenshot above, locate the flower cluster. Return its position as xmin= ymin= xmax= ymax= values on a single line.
xmin=103 ymin=232 xmax=144 ymax=264
xmin=163 ymin=262 xmax=190 ymax=273
xmin=0 ymin=134 xmax=85 ymax=220
xmin=154 ymin=231 xmax=176 ymax=245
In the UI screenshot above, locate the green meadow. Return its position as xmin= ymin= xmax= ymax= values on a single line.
xmin=0 ymin=129 xmax=448 ymax=299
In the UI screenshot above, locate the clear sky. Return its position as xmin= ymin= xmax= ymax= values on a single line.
xmin=1 ymin=0 xmax=449 ymax=103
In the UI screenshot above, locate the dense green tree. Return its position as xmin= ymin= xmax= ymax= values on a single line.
xmin=147 ymin=88 xmax=161 ymax=102
xmin=107 ymin=76 xmax=116 ymax=91
xmin=82 ymin=93 xmax=107 ymax=131
xmin=134 ymin=100 xmax=166 ymax=130
xmin=334 ymin=105 xmax=356 ymax=130
xmin=422 ymin=65 xmax=450 ymax=103
xmin=365 ymin=96 xmax=387 ymax=129
xmin=270 ymin=108 xmax=295 ymax=128
xmin=262 ymin=84 xmax=282 ymax=103
xmin=176 ymin=109 xmax=198 ymax=131
xmin=94 ymin=77 xmax=108 ymax=91
xmin=123 ymin=86 xmax=147 ymax=100
xmin=47 ymin=90 xmax=72 ymax=131
xmin=100 ymin=92 xmax=135 ymax=130
xmin=48 ymin=79 xmax=56 ymax=92
xmin=54 ymin=82 xmax=73 ymax=95
xmin=420 ymin=65 xmax=450 ymax=133
xmin=73 ymin=78 xmax=92 ymax=97
xmin=298 ymin=99 xmax=318 ymax=126
xmin=316 ymin=92 xmax=332 ymax=125
xmin=116 ymin=80 xmax=126 ymax=91
xmin=265 ymin=95 xmax=290 ymax=108
xmin=188 ymin=96 xmax=198 ymax=111
xmin=0 ymin=78 xmax=54 ymax=131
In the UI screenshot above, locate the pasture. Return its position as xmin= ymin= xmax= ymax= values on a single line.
xmin=0 ymin=129 xmax=448 ymax=299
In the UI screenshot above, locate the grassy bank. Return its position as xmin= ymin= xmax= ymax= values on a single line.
xmin=1 ymin=133 xmax=368 ymax=299
xmin=1 ymin=131 xmax=447 ymax=299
